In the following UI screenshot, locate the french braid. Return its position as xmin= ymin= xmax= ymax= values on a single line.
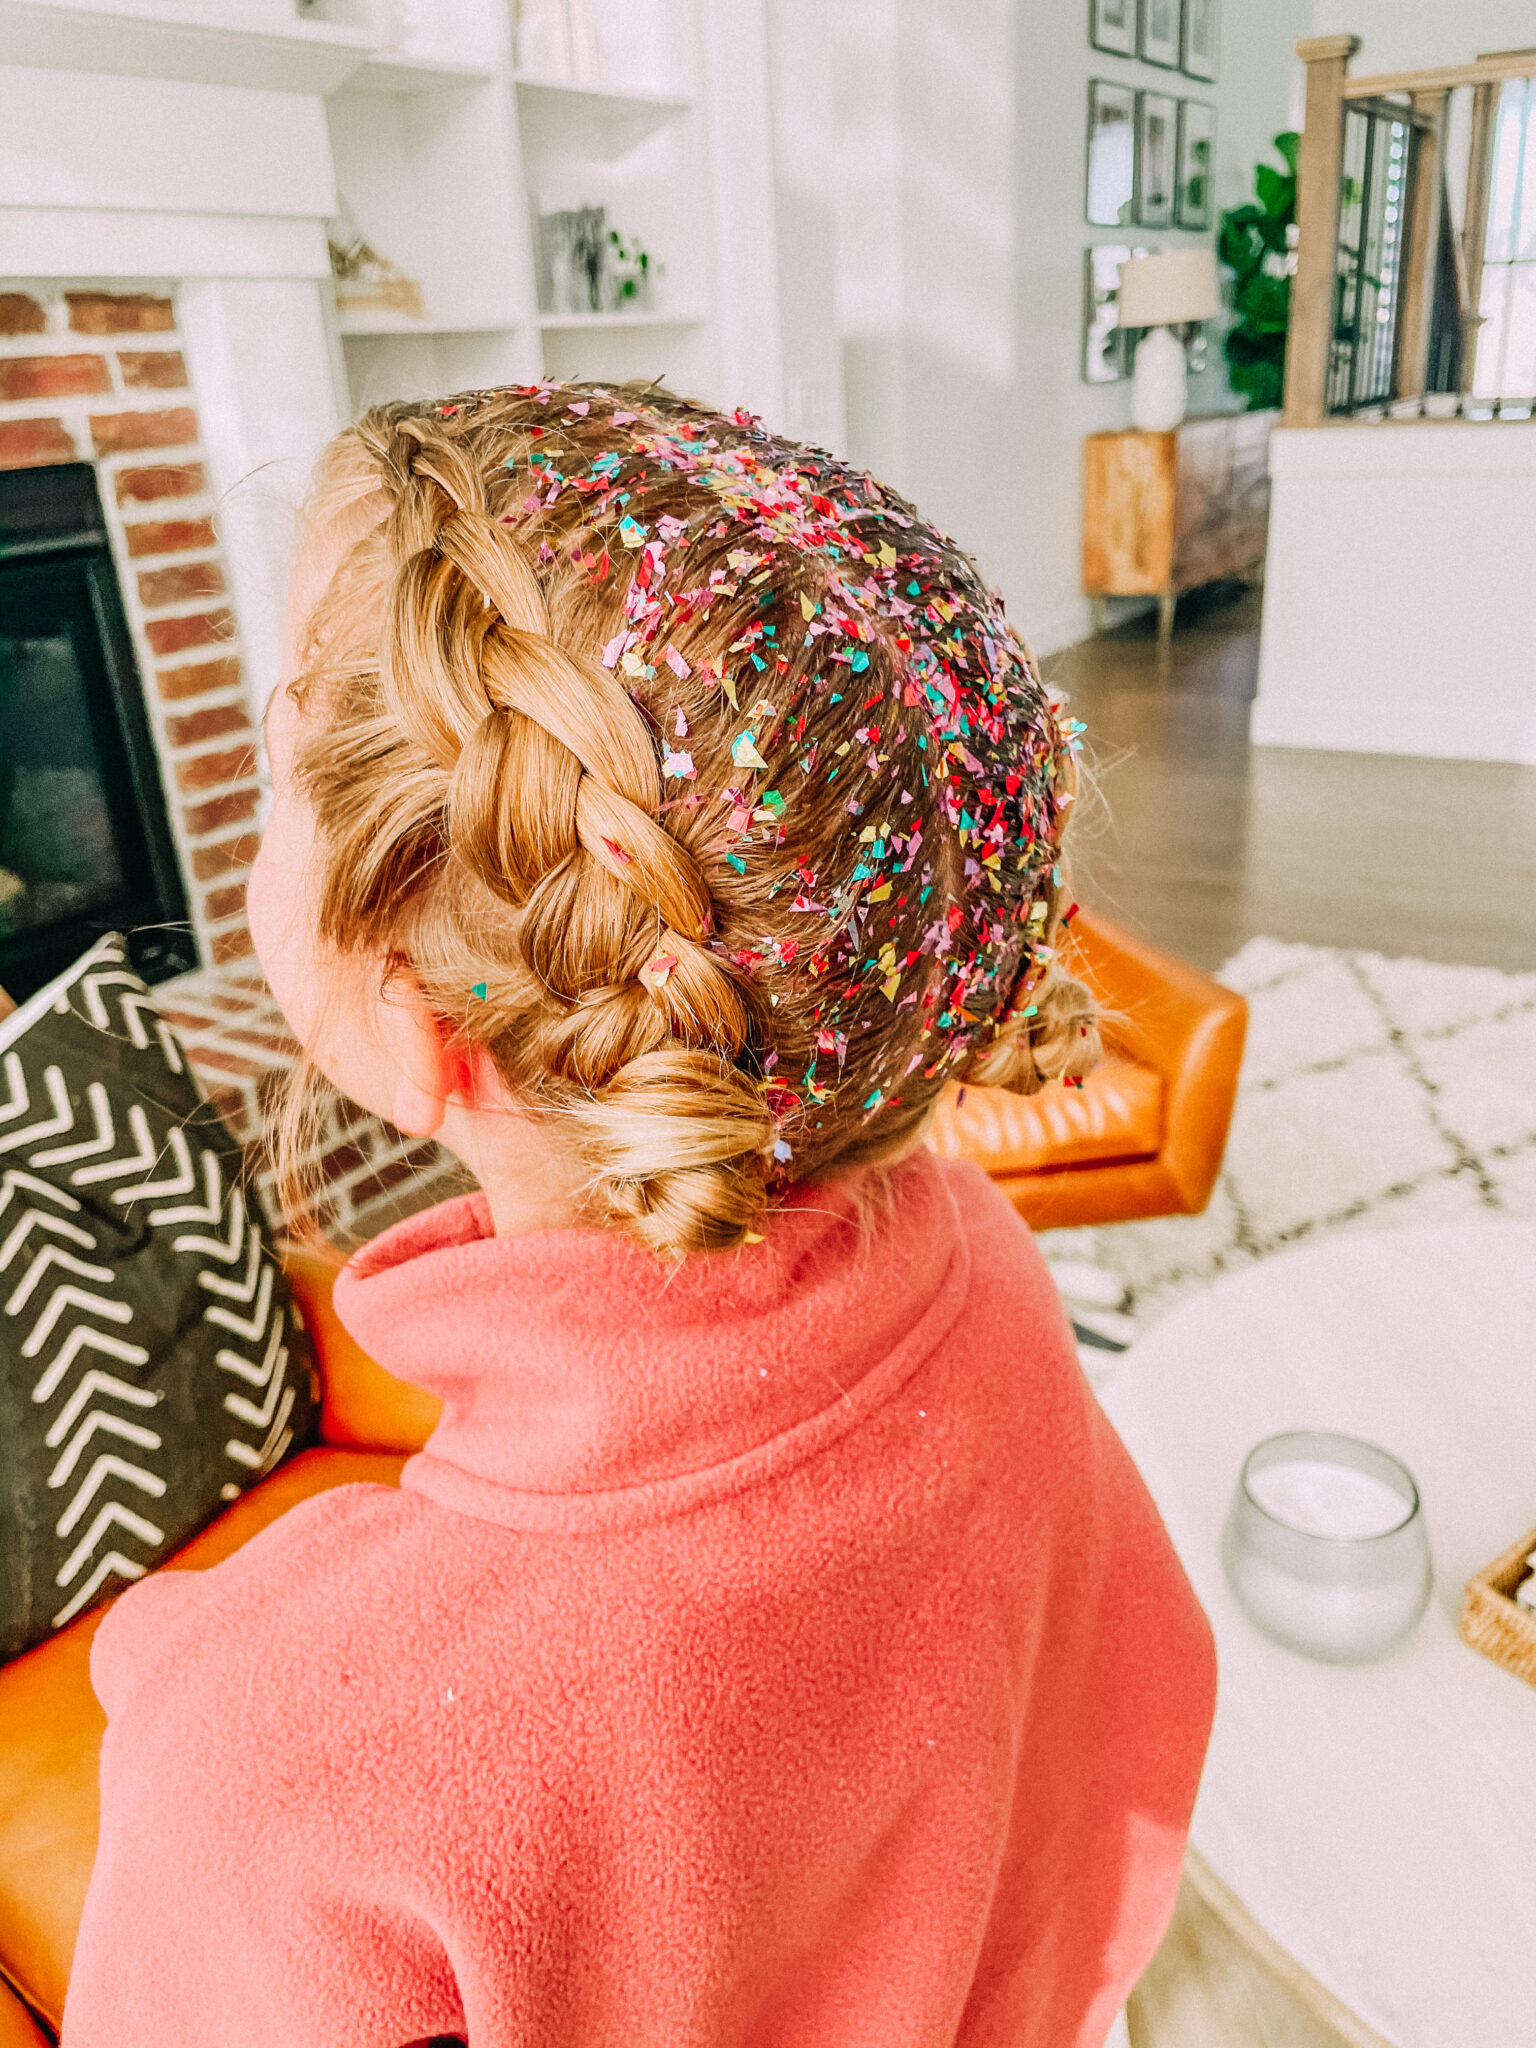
xmin=281 ymin=382 xmax=1097 ymax=1255
xmin=294 ymin=408 xmax=777 ymax=1253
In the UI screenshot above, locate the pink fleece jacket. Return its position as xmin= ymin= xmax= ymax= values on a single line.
xmin=65 ymin=1152 xmax=1213 ymax=2048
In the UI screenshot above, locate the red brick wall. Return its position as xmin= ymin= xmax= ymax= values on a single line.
xmin=0 ymin=283 xmax=259 ymax=969
xmin=0 ymin=282 xmax=453 ymax=1234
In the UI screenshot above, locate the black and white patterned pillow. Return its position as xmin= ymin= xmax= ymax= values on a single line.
xmin=0 ymin=934 xmax=318 ymax=1660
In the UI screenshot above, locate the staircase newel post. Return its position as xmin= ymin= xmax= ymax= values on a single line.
xmin=1285 ymin=34 xmax=1362 ymax=427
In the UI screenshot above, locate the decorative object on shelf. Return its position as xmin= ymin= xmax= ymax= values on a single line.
xmin=1083 ymin=242 xmax=1149 ymax=384
xmin=1089 ymin=0 xmax=1135 ymax=59
xmin=537 ymin=204 xmax=610 ymax=315
xmin=606 ymin=226 xmax=655 ymax=309
xmin=1086 ymin=80 xmax=1136 ymax=228
xmin=1118 ymin=247 xmax=1221 ymax=428
xmin=1081 ymin=406 xmax=1273 ymax=645
xmin=1175 ymin=99 xmax=1216 ymax=230
xmin=519 ymin=0 xmax=673 ymax=93
xmin=1138 ymin=0 xmax=1180 ymax=69
xmin=328 ymin=200 xmax=425 ymax=322
xmin=1181 ymin=0 xmax=1218 ymax=81
xmin=579 ymin=0 xmax=673 ymax=94
xmin=1218 ymin=131 xmax=1298 ymax=411
xmin=1221 ymin=1431 xmax=1431 ymax=1665
xmin=564 ymin=0 xmax=599 ymax=81
xmin=515 ymin=0 xmax=574 ymax=78
xmin=1462 ymin=1522 xmax=1536 ymax=1689
xmin=536 ymin=208 xmax=657 ymax=316
xmin=1134 ymin=91 xmax=1178 ymax=228
xmin=369 ymin=0 xmax=427 ymax=50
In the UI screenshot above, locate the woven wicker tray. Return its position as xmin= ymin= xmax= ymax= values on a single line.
xmin=1461 ymin=1520 xmax=1536 ymax=1690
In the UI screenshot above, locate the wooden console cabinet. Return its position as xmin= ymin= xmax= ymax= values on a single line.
xmin=1083 ymin=410 xmax=1276 ymax=645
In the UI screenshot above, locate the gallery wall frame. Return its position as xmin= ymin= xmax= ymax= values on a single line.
xmin=1090 ymin=0 xmax=1136 ymax=59
xmin=1086 ymin=1 xmax=1219 ymax=83
xmin=1176 ymin=99 xmax=1216 ymax=230
xmin=1087 ymin=80 xmax=1138 ymax=228
xmin=1182 ymin=0 xmax=1219 ymax=82
xmin=1135 ymin=90 xmax=1179 ymax=229
xmin=1083 ymin=241 xmax=1151 ymax=382
xmin=1139 ymin=0 xmax=1181 ymax=70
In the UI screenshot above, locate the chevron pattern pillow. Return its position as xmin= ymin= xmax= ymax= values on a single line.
xmin=0 ymin=934 xmax=319 ymax=1659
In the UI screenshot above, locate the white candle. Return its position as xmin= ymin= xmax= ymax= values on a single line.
xmin=1248 ymin=1459 xmax=1410 ymax=1538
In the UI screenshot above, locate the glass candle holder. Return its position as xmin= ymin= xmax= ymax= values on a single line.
xmin=1221 ymin=1431 xmax=1431 ymax=1665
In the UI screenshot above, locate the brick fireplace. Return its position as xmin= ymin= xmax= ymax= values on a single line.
xmin=0 ymin=282 xmax=263 ymax=972
xmin=0 ymin=281 xmax=449 ymax=1234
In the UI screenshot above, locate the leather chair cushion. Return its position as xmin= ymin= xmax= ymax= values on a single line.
xmin=0 ymin=1446 xmax=405 ymax=2032
xmin=926 ymin=1055 xmax=1164 ymax=1176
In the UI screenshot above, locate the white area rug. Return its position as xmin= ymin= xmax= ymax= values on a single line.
xmin=1040 ymin=937 xmax=1536 ymax=1362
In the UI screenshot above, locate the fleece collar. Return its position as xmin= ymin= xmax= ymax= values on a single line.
xmin=332 ymin=1150 xmax=970 ymax=1524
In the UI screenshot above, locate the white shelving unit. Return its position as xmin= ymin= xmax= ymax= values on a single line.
xmin=0 ymin=0 xmax=812 ymax=429
xmin=538 ymin=311 xmax=705 ymax=329
xmin=299 ymin=0 xmax=779 ymax=418
xmin=0 ymin=0 xmax=373 ymax=91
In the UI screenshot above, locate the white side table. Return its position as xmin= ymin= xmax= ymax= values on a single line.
xmin=1098 ymin=1223 xmax=1536 ymax=2048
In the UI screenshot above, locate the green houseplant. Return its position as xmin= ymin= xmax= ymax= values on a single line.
xmin=1219 ymin=131 xmax=1299 ymax=411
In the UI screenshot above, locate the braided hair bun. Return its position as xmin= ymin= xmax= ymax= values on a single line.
xmin=282 ymin=383 xmax=1096 ymax=1255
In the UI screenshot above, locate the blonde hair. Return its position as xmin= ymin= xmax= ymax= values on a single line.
xmin=278 ymin=384 xmax=1099 ymax=1256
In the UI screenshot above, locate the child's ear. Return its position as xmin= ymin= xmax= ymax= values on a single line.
xmin=374 ymin=967 xmax=505 ymax=1135
xmin=374 ymin=971 xmax=450 ymax=1137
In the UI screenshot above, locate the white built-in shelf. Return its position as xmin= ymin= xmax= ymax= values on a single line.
xmin=513 ymin=73 xmax=692 ymax=114
xmin=0 ymin=0 xmax=372 ymax=92
xmin=337 ymin=309 xmax=520 ymax=338
xmin=318 ymin=3 xmax=761 ymax=422
xmin=538 ymin=311 xmax=705 ymax=331
xmin=342 ymin=49 xmax=496 ymax=96
xmin=515 ymin=73 xmax=692 ymax=158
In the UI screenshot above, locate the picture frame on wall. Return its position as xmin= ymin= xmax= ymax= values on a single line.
xmin=1136 ymin=91 xmax=1178 ymax=228
xmin=1183 ymin=0 xmax=1219 ymax=81
xmin=1089 ymin=0 xmax=1136 ymax=59
xmin=1086 ymin=80 xmax=1137 ymax=228
xmin=1176 ymin=100 xmax=1217 ymax=229
xmin=1083 ymin=242 xmax=1149 ymax=383
xmin=1138 ymin=0 xmax=1181 ymax=69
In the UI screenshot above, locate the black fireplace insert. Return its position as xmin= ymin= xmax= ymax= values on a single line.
xmin=0 ymin=464 xmax=196 ymax=1001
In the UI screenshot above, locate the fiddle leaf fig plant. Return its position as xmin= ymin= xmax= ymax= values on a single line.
xmin=1219 ymin=131 xmax=1300 ymax=411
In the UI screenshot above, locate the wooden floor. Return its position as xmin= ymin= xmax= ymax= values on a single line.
xmin=1043 ymin=587 xmax=1536 ymax=975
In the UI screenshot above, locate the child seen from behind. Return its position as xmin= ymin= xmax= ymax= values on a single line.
xmin=64 ymin=384 xmax=1214 ymax=2048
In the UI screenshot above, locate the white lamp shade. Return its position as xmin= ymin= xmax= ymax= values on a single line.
xmin=1117 ymin=248 xmax=1221 ymax=328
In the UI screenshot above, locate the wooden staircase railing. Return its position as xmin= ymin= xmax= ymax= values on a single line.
xmin=1284 ymin=38 xmax=1536 ymax=426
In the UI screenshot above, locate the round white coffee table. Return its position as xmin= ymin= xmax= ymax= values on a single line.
xmin=1098 ymin=1223 xmax=1536 ymax=2048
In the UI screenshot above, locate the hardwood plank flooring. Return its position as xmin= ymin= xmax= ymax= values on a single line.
xmin=1043 ymin=587 xmax=1536 ymax=974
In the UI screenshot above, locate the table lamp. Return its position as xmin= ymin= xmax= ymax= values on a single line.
xmin=1117 ymin=248 xmax=1222 ymax=432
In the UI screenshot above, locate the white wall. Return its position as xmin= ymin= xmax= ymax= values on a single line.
xmin=1254 ymin=424 xmax=1536 ymax=765
xmin=178 ymin=280 xmax=344 ymax=713
xmin=1310 ymin=0 xmax=1536 ymax=71
xmin=766 ymin=0 xmax=848 ymax=450
xmin=825 ymin=0 xmax=1312 ymax=657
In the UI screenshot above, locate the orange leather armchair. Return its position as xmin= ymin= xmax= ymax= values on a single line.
xmin=929 ymin=907 xmax=1247 ymax=1230
xmin=0 ymin=910 xmax=1242 ymax=2036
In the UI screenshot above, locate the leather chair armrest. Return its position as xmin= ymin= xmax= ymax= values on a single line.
xmin=281 ymin=1242 xmax=441 ymax=1456
xmin=0 ymin=1977 xmax=49 ymax=2048
xmin=1066 ymin=908 xmax=1248 ymax=1211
